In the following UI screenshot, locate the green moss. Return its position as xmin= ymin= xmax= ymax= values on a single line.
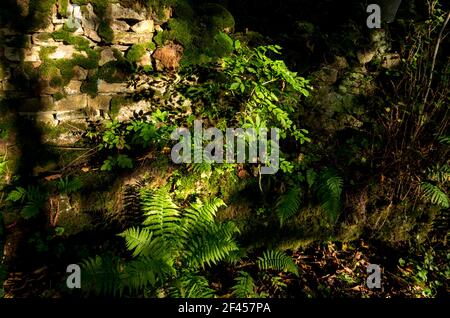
xmin=201 ymin=3 xmax=235 ymax=33
xmin=50 ymin=76 xmax=64 ymax=87
xmin=53 ymin=91 xmax=66 ymax=101
xmin=22 ymin=62 xmax=39 ymax=80
xmin=126 ymin=44 xmax=147 ymax=63
xmin=28 ymin=0 xmax=58 ymax=29
xmin=153 ymin=32 xmax=164 ymax=47
xmin=58 ymin=0 xmax=69 ymax=17
xmin=39 ymin=46 xmax=58 ymax=60
xmin=109 ymin=96 xmax=131 ymax=118
xmin=55 ymin=59 xmax=75 ymax=83
xmin=81 ymin=73 xmax=99 ymax=97
xmin=52 ymin=30 xmax=91 ymax=51
xmin=98 ymin=21 xmax=114 ymax=43
xmin=39 ymin=62 xmax=60 ymax=80
xmin=72 ymin=50 xmax=100 ymax=70
xmin=151 ymin=1 xmax=236 ymax=67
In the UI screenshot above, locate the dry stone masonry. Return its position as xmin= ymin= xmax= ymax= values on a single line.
xmin=0 ymin=0 xmax=174 ymax=143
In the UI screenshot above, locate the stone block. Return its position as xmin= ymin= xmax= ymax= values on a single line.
xmin=54 ymin=94 xmax=87 ymax=111
xmin=97 ymin=80 xmax=130 ymax=94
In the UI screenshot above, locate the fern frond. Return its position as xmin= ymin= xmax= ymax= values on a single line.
xmin=82 ymin=255 xmax=122 ymax=295
xmin=118 ymin=227 xmax=153 ymax=257
xmin=315 ymin=168 xmax=343 ymax=221
xmin=168 ymin=274 xmax=215 ymax=298
xmin=184 ymin=222 xmax=239 ymax=269
xmin=182 ymin=198 xmax=226 ymax=235
xmin=257 ymin=250 xmax=299 ymax=276
xmin=232 ymin=271 xmax=258 ymax=298
xmin=276 ymin=186 xmax=302 ymax=226
xmin=421 ymin=182 xmax=449 ymax=208
xmin=141 ymin=186 xmax=181 ymax=238
xmin=58 ymin=176 xmax=83 ymax=194
xmin=121 ymin=256 xmax=176 ymax=293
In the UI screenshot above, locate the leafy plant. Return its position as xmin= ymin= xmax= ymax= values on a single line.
xmin=420 ymin=182 xmax=449 ymax=208
xmin=7 ymin=186 xmax=46 ymax=220
xmin=232 ymin=271 xmax=260 ymax=298
xmin=276 ymin=186 xmax=302 ymax=226
xmin=314 ymin=168 xmax=343 ymax=222
xmin=82 ymin=187 xmax=239 ymax=295
xmin=257 ymin=250 xmax=299 ymax=277
xmin=222 ymin=39 xmax=311 ymax=142
xmin=58 ymin=176 xmax=83 ymax=194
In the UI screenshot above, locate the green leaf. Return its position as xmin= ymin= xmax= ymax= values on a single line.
xmin=276 ymin=186 xmax=302 ymax=226
xmin=257 ymin=250 xmax=299 ymax=276
xmin=6 ymin=187 xmax=26 ymax=202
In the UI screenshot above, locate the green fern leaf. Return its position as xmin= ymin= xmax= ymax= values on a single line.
xmin=141 ymin=186 xmax=181 ymax=238
xmin=182 ymin=197 xmax=226 ymax=234
xmin=184 ymin=222 xmax=239 ymax=269
xmin=276 ymin=186 xmax=302 ymax=226
xmin=118 ymin=227 xmax=153 ymax=257
xmin=82 ymin=255 xmax=122 ymax=295
xmin=169 ymin=274 xmax=215 ymax=298
xmin=421 ymin=182 xmax=449 ymax=208
xmin=257 ymin=250 xmax=299 ymax=276
xmin=121 ymin=256 xmax=175 ymax=293
xmin=232 ymin=271 xmax=258 ymax=298
xmin=315 ymin=168 xmax=343 ymax=221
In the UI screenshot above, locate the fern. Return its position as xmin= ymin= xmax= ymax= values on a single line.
xmin=314 ymin=168 xmax=343 ymax=221
xmin=232 ymin=271 xmax=259 ymax=298
xmin=121 ymin=256 xmax=175 ymax=293
xmin=118 ymin=227 xmax=154 ymax=257
xmin=84 ymin=187 xmax=240 ymax=296
xmin=58 ymin=176 xmax=83 ymax=194
xmin=168 ymin=274 xmax=215 ymax=298
xmin=184 ymin=222 xmax=240 ymax=269
xmin=421 ymin=182 xmax=449 ymax=208
xmin=257 ymin=250 xmax=299 ymax=276
xmin=276 ymin=186 xmax=302 ymax=226
xmin=82 ymin=256 xmax=122 ymax=295
xmin=182 ymin=197 xmax=226 ymax=234
xmin=141 ymin=186 xmax=180 ymax=239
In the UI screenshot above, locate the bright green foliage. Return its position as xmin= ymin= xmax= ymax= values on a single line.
xmin=141 ymin=187 xmax=180 ymax=238
xmin=276 ymin=186 xmax=302 ymax=226
xmin=222 ymin=40 xmax=311 ymax=141
xmin=6 ymin=186 xmax=27 ymax=203
xmin=232 ymin=271 xmax=259 ymax=298
xmin=58 ymin=0 xmax=69 ymax=17
xmin=257 ymin=250 xmax=299 ymax=277
xmin=314 ymin=168 xmax=343 ymax=222
xmin=420 ymin=182 xmax=449 ymax=208
xmin=126 ymin=44 xmax=147 ymax=63
xmin=82 ymin=187 xmax=239 ymax=295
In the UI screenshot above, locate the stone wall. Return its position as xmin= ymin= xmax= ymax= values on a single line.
xmin=0 ymin=0 xmax=176 ymax=146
